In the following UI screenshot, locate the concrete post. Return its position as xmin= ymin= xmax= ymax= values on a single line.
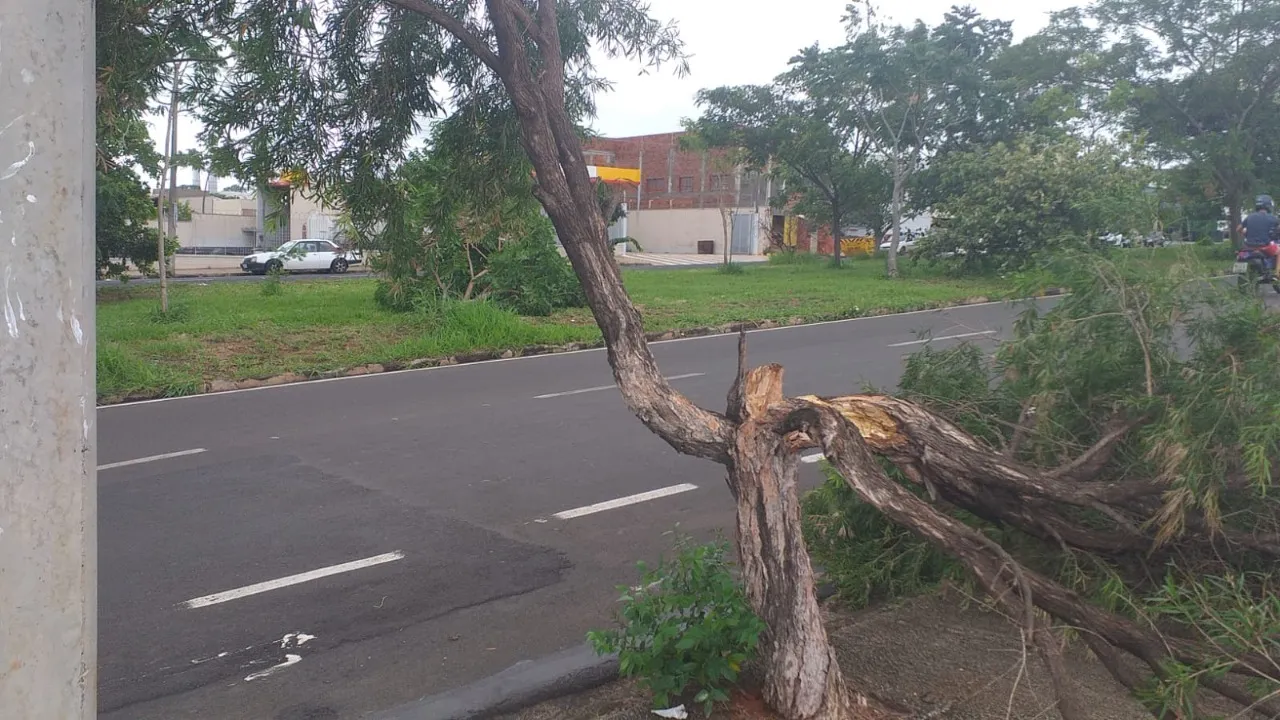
xmin=0 ymin=1 xmax=97 ymax=718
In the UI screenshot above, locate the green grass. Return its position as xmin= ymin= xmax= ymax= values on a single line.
xmin=95 ymin=256 xmax=1015 ymax=402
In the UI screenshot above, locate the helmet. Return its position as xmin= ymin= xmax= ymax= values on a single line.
xmin=1258 ymin=195 xmax=1275 ymax=212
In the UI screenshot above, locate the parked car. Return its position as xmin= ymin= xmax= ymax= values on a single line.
xmin=879 ymin=231 xmax=918 ymax=253
xmin=241 ymin=239 xmax=359 ymax=275
xmin=1103 ymin=232 xmax=1131 ymax=248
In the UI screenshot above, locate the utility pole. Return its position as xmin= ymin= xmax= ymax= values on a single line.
xmin=166 ymin=64 xmax=181 ymax=268
xmin=0 ymin=0 xmax=97 ymax=718
xmin=157 ymin=63 xmax=182 ymax=313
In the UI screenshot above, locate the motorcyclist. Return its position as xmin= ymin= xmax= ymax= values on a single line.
xmin=1240 ymin=195 xmax=1279 ymax=271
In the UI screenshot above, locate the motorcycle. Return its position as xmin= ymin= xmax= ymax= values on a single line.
xmin=1232 ymin=242 xmax=1280 ymax=294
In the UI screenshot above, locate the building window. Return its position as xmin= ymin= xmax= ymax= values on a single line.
xmin=678 ymin=176 xmax=695 ymax=193
xmin=708 ymin=173 xmax=733 ymax=191
xmin=645 ymin=177 xmax=667 ymax=193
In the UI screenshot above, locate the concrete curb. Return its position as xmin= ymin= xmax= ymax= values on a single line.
xmin=100 ymin=291 xmax=1068 ymax=406
xmin=368 ymin=570 xmax=839 ymax=720
xmin=368 ymin=643 xmax=619 ymax=720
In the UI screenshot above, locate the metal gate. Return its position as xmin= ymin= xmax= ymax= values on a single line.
xmin=731 ymin=213 xmax=758 ymax=255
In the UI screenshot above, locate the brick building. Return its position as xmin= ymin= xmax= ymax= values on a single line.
xmin=583 ymin=132 xmax=785 ymax=255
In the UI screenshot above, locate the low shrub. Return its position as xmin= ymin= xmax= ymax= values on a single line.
xmin=487 ymin=218 xmax=585 ymax=316
xmin=588 ymin=537 xmax=765 ymax=715
xmin=802 ymin=467 xmax=964 ymax=610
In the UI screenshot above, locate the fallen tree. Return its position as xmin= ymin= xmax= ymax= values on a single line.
xmin=201 ymin=1 xmax=1280 ymax=716
xmin=797 ymin=256 xmax=1280 ymax=717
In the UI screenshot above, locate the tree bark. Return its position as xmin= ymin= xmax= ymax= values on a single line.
xmin=728 ymin=362 xmax=854 ymax=720
xmin=1227 ymin=191 xmax=1243 ymax=245
xmin=887 ymin=156 xmax=905 ymax=278
xmin=830 ymin=200 xmax=842 ymax=268
xmin=482 ymin=0 xmax=732 ymax=464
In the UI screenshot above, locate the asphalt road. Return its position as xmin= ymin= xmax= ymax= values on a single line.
xmin=96 ymin=297 xmax=1066 ymax=720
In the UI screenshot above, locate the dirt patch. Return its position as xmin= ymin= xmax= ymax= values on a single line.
xmin=502 ymin=592 xmax=1152 ymax=720
xmin=827 ymin=592 xmax=1149 ymax=720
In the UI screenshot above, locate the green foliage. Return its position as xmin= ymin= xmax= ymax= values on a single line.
xmin=924 ymin=136 xmax=1155 ymax=271
xmin=1139 ymin=571 xmax=1280 ymax=716
xmin=95 ymin=0 xmax=230 ymax=277
xmin=96 ymin=166 xmax=162 ymax=279
xmin=690 ymin=82 xmax=890 ymax=261
xmin=588 ymin=537 xmax=765 ymax=714
xmin=803 ymin=467 xmax=963 ymax=609
xmin=715 ymin=262 xmax=746 ymax=276
xmin=147 ymin=301 xmax=192 ymax=324
xmin=198 ymin=0 xmax=686 ymax=201
xmin=1031 ymin=0 xmax=1280 ymax=237
xmin=260 ymin=265 xmax=286 ymax=297
xmin=877 ymin=252 xmax=1280 ymax=712
xmin=159 ymin=199 xmax=194 ymax=222
xmin=486 ymin=218 xmax=585 ymax=317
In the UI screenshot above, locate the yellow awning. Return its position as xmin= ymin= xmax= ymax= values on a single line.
xmin=587 ymin=165 xmax=641 ymax=185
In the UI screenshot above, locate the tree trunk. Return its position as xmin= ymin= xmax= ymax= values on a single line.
xmin=166 ymin=65 xmax=181 ymax=276
xmin=887 ymin=157 xmax=905 ymax=279
xmin=730 ymin=363 xmax=854 ymax=720
xmin=722 ymin=203 xmax=732 ymax=266
xmin=156 ymin=62 xmax=181 ymax=313
xmin=1227 ymin=192 xmax=1243 ymax=245
xmin=485 ymin=0 xmax=731 ymax=464
xmin=473 ymin=6 xmax=847 ymax=718
xmin=830 ymin=200 xmax=842 ymax=268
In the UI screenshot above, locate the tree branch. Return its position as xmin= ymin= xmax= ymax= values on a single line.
xmin=382 ymin=0 xmax=506 ymax=78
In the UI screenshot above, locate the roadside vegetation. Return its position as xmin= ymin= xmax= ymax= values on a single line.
xmin=97 ymin=255 xmax=1009 ymax=402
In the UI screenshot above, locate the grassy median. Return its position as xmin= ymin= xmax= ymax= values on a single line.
xmin=107 ymin=249 xmax=1196 ymax=403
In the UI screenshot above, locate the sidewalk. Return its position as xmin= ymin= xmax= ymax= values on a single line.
xmin=616 ymin=253 xmax=768 ymax=267
xmin=172 ymin=256 xmax=246 ymax=276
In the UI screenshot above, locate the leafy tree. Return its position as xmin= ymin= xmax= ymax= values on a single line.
xmin=342 ymin=91 xmax=584 ymax=314
xmin=95 ymin=0 xmax=231 ymax=279
xmin=691 ymin=81 xmax=886 ymax=267
xmin=924 ymin=136 xmax=1155 ymax=270
xmin=791 ymin=6 xmax=1015 ymax=276
xmin=1036 ymin=0 xmax=1280 ymax=240
xmin=96 ymin=166 xmax=163 ymax=279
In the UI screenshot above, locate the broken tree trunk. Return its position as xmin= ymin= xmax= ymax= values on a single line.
xmin=728 ymin=358 xmax=854 ymax=720
xmin=385 ymin=4 xmax=1275 ymax=718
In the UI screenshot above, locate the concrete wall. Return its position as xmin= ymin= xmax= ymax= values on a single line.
xmin=289 ymin=192 xmax=341 ymax=242
xmin=628 ymin=207 xmax=764 ymax=255
xmin=175 ymin=213 xmax=256 ymax=251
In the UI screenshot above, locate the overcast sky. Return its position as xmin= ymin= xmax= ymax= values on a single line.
xmin=589 ymin=0 xmax=1073 ymax=137
xmin=151 ymin=0 xmax=1075 ymax=181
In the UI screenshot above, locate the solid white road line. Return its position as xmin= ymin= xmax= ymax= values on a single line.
xmin=801 ymin=453 xmax=824 ymax=464
xmin=181 ymin=551 xmax=405 ymax=609
xmin=98 ymin=448 xmax=207 ymax=471
xmin=552 ymin=483 xmax=699 ymax=520
xmin=534 ymin=372 xmax=705 ymax=399
xmin=887 ymin=330 xmax=998 ymax=348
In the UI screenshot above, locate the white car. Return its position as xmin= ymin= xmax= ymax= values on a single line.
xmin=879 ymin=233 xmax=917 ymax=253
xmin=241 ymin=239 xmax=360 ymax=275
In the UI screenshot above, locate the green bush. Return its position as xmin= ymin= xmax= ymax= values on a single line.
xmin=803 ymin=467 xmax=964 ymax=609
xmin=261 ymin=265 xmax=286 ymax=297
xmin=487 ymin=217 xmax=585 ymax=316
xmin=588 ymin=537 xmax=765 ymax=715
